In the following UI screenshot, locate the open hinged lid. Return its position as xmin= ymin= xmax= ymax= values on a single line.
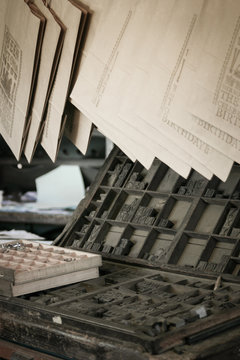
xmin=55 ymin=146 xmax=240 ymax=280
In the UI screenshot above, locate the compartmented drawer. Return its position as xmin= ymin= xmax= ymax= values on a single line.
xmin=56 ymin=147 xmax=240 ymax=278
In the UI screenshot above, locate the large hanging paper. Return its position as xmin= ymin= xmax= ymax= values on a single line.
xmin=41 ymin=0 xmax=86 ymax=162
xmin=168 ymin=0 xmax=240 ymax=165
xmin=24 ymin=0 xmax=65 ymax=162
xmin=119 ymin=0 xmax=233 ymax=181
xmin=0 ymin=0 xmax=44 ymax=159
xmin=65 ymin=103 xmax=93 ymax=155
xmin=70 ymin=0 xmax=194 ymax=177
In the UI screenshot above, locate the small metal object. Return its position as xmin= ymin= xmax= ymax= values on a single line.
xmin=204 ymin=188 xmax=216 ymax=198
xmin=214 ymin=275 xmax=222 ymax=291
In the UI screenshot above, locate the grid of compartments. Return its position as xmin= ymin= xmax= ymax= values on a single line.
xmin=0 ymin=240 xmax=100 ymax=276
xmin=25 ymin=262 xmax=240 ymax=347
xmin=0 ymin=241 xmax=88 ymax=273
xmin=58 ymin=147 xmax=240 ymax=276
xmin=0 ymin=240 xmax=102 ymax=297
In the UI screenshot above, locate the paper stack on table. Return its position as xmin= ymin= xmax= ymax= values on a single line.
xmin=1 ymin=0 xmax=240 ymax=182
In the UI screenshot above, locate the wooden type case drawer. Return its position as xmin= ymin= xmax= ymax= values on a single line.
xmin=2 ymin=147 xmax=240 ymax=359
